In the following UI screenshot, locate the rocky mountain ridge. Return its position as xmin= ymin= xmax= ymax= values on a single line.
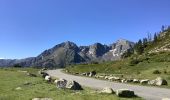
xmin=0 ymin=39 xmax=134 ymax=67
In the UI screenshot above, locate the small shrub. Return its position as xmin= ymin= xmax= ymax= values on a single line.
xmin=163 ymin=69 xmax=167 ymax=74
xmin=13 ymin=64 xmax=22 ymax=68
xmin=153 ymin=70 xmax=161 ymax=74
xmin=129 ymin=59 xmax=140 ymax=66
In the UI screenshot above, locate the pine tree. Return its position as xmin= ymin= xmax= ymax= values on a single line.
xmin=135 ymin=39 xmax=144 ymax=55
xmin=153 ymin=33 xmax=158 ymax=43
xmin=142 ymin=38 xmax=148 ymax=48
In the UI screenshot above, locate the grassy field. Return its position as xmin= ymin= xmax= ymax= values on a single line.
xmin=66 ymin=52 xmax=170 ymax=88
xmin=0 ymin=68 xmax=142 ymax=100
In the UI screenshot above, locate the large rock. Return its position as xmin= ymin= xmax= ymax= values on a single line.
xmin=155 ymin=77 xmax=168 ymax=86
xmin=45 ymin=75 xmax=51 ymax=82
xmin=66 ymin=80 xmax=83 ymax=90
xmin=101 ymin=87 xmax=114 ymax=94
xmin=89 ymin=71 xmax=96 ymax=77
xmin=40 ymin=72 xmax=49 ymax=78
xmin=125 ymin=79 xmax=133 ymax=83
xmin=56 ymin=78 xmax=67 ymax=89
xmin=140 ymin=79 xmax=149 ymax=84
xmin=148 ymin=80 xmax=156 ymax=85
xmin=116 ymin=89 xmax=135 ymax=97
xmin=133 ymin=79 xmax=140 ymax=83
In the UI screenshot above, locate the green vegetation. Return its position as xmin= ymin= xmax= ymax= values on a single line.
xmin=66 ymin=51 xmax=170 ymax=88
xmin=0 ymin=68 xmax=141 ymax=100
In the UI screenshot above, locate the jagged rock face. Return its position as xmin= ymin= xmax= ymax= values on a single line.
xmin=103 ymin=39 xmax=134 ymax=61
xmin=0 ymin=40 xmax=134 ymax=67
xmin=88 ymin=43 xmax=110 ymax=58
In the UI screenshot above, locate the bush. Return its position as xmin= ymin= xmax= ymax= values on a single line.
xmin=153 ymin=70 xmax=161 ymax=74
xmin=13 ymin=64 xmax=22 ymax=68
xmin=129 ymin=59 xmax=140 ymax=66
xmin=163 ymin=69 xmax=167 ymax=74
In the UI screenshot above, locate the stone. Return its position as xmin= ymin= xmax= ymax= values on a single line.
xmin=41 ymin=72 xmax=49 ymax=78
xmin=116 ymin=89 xmax=135 ymax=97
xmin=45 ymin=75 xmax=51 ymax=82
xmin=81 ymin=73 xmax=86 ymax=76
xmin=56 ymin=78 xmax=67 ymax=88
xmin=85 ymin=72 xmax=90 ymax=76
xmin=89 ymin=71 xmax=96 ymax=77
xmin=32 ymin=98 xmax=53 ymax=100
xmin=113 ymin=77 xmax=121 ymax=82
xmin=66 ymin=80 xmax=83 ymax=90
xmin=125 ymin=79 xmax=133 ymax=83
xmin=155 ymin=77 xmax=168 ymax=86
xmin=101 ymin=87 xmax=114 ymax=94
xmin=140 ymin=79 xmax=149 ymax=84
xmin=98 ymin=75 xmax=105 ymax=78
xmin=108 ymin=77 xmax=114 ymax=81
xmin=15 ymin=87 xmax=22 ymax=90
xmin=133 ymin=79 xmax=140 ymax=83
xmin=148 ymin=80 xmax=156 ymax=85
xmin=121 ymin=79 xmax=126 ymax=83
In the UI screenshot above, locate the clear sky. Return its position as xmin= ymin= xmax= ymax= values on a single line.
xmin=0 ymin=0 xmax=170 ymax=59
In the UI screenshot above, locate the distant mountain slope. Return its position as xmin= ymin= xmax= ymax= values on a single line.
xmin=0 ymin=39 xmax=134 ymax=67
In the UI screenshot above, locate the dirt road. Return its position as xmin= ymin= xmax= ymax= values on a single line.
xmin=47 ymin=69 xmax=170 ymax=100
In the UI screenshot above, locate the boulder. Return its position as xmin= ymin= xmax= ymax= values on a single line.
xmin=101 ymin=87 xmax=114 ymax=94
xmin=89 ymin=71 xmax=96 ymax=77
xmin=32 ymin=98 xmax=53 ymax=100
xmin=116 ymin=89 xmax=135 ymax=97
xmin=125 ymin=79 xmax=133 ymax=83
xmin=148 ymin=80 xmax=156 ymax=85
xmin=121 ymin=79 xmax=126 ymax=83
xmin=66 ymin=80 xmax=83 ymax=90
xmin=140 ymin=79 xmax=149 ymax=84
xmin=40 ymin=72 xmax=49 ymax=78
xmin=108 ymin=77 xmax=114 ymax=81
xmin=155 ymin=77 xmax=168 ymax=86
xmin=85 ymin=72 xmax=90 ymax=76
xmin=15 ymin=87 xmax=22 ymax=90
xmin=56 ymin=78 xmax=67 ymax=89
xmin=45 ymin=75 xmax=51 ymax=82
xmin=98 ymin=75 xmax=105 ymax=78
xmin=81 ymin=73 xmax=86 ymax=76
xmin=113 ymin=77 xmax=121 ymax=82
xmin=133 ymin=79 xmax=140 ymax=83
xmin=54 ymin=79 xmax=59 ymax=84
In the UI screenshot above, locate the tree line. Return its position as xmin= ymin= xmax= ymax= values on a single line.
xmin=122 ymin=25 xmax=170 ymax=58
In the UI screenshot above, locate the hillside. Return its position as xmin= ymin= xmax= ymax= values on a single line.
xmin=66 ymin=27 xmax=170 ymax=88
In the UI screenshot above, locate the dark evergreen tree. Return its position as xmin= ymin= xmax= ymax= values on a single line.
xmin=153 ymin=33 xmax=158 ymax=43
xmin=134 ymin=39 xmax=144 ymax=55
xmin=142 ymin=38 xmax=148 ymax=48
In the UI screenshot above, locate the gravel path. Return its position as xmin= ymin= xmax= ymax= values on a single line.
xmin=47 ymin=69 xmax=170 ymax=100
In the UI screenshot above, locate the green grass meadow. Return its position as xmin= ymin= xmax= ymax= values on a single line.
xmin=0 ymin=68 xmax=142 ymax=100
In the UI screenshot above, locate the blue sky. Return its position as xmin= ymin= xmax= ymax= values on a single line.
xmin=0 ymin=0 xmax=170 ymax=59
